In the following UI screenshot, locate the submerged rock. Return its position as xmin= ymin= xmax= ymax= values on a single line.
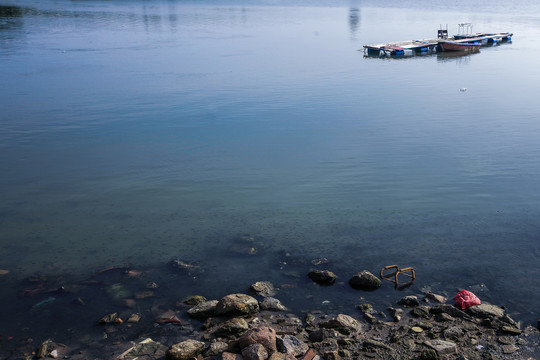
xmin=308 ymin=270 xmax=337 ymax=285
xmin=169 ymin=259 xmax=203 ymax=275
xmin=182 ymin=295 xmax=207 ymax=306
xmin=348 ymin=271 xmax=381 ymax=290
xmin=98 ymin=313 xmax=118 ymax=324
xmin=118 ymin=338 xmax=167 ymax=360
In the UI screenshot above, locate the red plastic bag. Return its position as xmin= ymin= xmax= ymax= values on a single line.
xmin=454 ymin=290 xmax=481 ymax=309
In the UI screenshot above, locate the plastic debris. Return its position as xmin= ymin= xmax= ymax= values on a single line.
xmin=453 ymin=290 xmax=481 ymax=309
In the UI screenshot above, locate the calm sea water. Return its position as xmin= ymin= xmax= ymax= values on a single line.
xmin=1 ymin=0 xmax=540 ymax=343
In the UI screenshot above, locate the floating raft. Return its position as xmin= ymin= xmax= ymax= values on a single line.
xmin=364 ymin=30 xmax=513 ymax=57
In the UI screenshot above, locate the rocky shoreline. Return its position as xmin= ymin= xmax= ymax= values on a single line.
xmin=4 ymin=264 xmax=539 ymax=360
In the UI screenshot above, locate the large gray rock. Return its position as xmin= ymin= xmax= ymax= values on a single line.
xmin=466 ymin=303 xmax=505 ymax=318
xmin=216 ymin=294 xmax=259 ymax=316
xmin=166 ymin=339 xmax=205 ymax=360
xmin=187 ymin=300 xmax=218 ymax=319
xmin=276 ymin=335 xmax=309 ymax=357
xmin=349 ymin=271 xmax=382 ymax=290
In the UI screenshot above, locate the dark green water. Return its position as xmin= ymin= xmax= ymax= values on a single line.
xmin=1 ymin=0 xmax=540 ymax=348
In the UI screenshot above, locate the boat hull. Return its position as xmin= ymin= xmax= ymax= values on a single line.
xmin=440 ymin=41 xmax=481 ymax=52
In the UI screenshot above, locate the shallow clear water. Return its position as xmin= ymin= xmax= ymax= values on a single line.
xmin=1 ymin=0 xmax=540 ymax=343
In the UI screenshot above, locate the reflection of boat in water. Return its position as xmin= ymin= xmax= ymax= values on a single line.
xmin=363 ymin=23 xmax=512 ymax=58
xmin=439 ymin=40 xmax=481 ymax=52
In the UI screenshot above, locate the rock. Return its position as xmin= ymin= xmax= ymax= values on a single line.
xmin=106 ymin=283 xmax=131 ymax=300
xmin=434 ymin=313 xmax=455 ymax=322
xmin=36 ymin=340 xmax=53 ymax=358
xmin=260 ymin=297 xmax=287 ymax=311
xmin=501 ymin=344 xmax=519 ymax=354
xmin=424 ymin=340 xmax=457 ymax=355
xmin=307 ymin=270 xmax=337 ymax=285
xmin=250 ymin=281 xmax=277 ymax=297
xmin=465 ymin=303 xmax=504 ymax=318
xmin=122 ymin=299 xmax=136 ymax=309
xmin=411 ymin=306 xmax=431 ymax=318
xmin=98 ymin=313 xmax=118 ymax=324
xmin=425 ymin=293 xmax=447 ymax=304
xmin=127 ymin=314 xmax=140 ymax=323
xmin=308 ymin=329 xmax=338 ymax=342
xmin=135 ymin=290 xmax=155 ymax=299
xmin=323 ymin=350 xmax=340 ymax=360
xmin=443 ymin=326 xmax=463 ymax=340
xmin=242 ymin=344 xmax=268 ymax=360
xmin=183 ymin=295 xmax=207 ymax=305
xmin=222 ymin=352 xmax=244 ymax=360
xmin=276 ymin=335 xmax=309 ymax=356
xmin=500 ymin=325 xmax=521 ymax=335
xmin=118 ymin=338 xmax=168 ymax=360
xmin=397 ymin=295 xmax=420 ymax=307
xmin=273 ymin=317 xmax=303 ymax=335
xmin=363 ymin=313 xmax=377 ymax=324
xmin=239 ymin=326 xmax=277 ymax=354
xmin=363 ymin=339 xmax=393 ymax=351
xmin=348 ymin=271 xmax=381 ymax=290
xmin=319 ymin=314 xmax=361 ymax=334
xmin=357 ymin=303 xmax=375 ymax=314
xmin=216 ymin=294 xmax=260 ymax=316
xmin=187 ymin=300 xmax=218 ymax=319
xmin=155 ymin=309 xmax=181 ymax=324
xmin=166 ymin=339 xmax=205 ymax=360
xmin=429 ymin=304 xmax=465 ymax=318
xmin=420 ymin=348 xmax=439 ymax=360
xmin=411 ymin=326 xmax=424 ymax=333
xmin=205 ymin=342 xmax=229 ymax=357
xmin=213 ymin=317 xmax=250 ymax=337
xmin=169 ymin=259 xmax=202 ymax=274
xmin=387 ymin=307 xmax=403 ymax=322
xmin=269 ymin=353 xmax=296 ymax=360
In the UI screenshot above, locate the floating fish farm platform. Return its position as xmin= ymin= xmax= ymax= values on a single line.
xmin=363 ymin=25 xmax=513 ymax=58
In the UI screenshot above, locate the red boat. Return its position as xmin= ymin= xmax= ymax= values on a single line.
xmin=439 ymin=41 xmax=481 ymax=52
